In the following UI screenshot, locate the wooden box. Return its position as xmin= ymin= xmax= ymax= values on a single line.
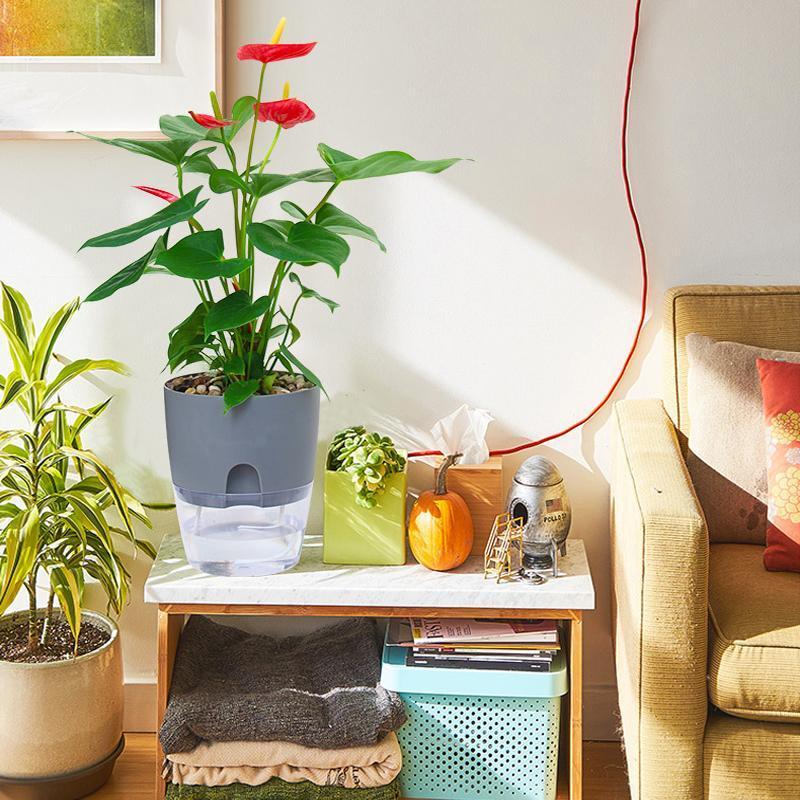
xmin=418 ymin=456 xmax=504 ymax=556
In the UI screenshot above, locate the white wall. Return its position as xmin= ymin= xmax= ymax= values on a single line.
xmin=1 ymin=0 xmax=798 ymax=739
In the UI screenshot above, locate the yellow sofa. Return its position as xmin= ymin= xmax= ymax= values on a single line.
xmin=611 ymin=285 xmax=800 ymax=800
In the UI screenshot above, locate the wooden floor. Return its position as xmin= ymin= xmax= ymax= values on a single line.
xmin=89 ymin=734 xmax=630 ymax=799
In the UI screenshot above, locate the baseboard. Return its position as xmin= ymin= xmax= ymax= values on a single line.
xmin=124 ymin=680 xmax=621 ymax=739
xmin=583 ymin=683 xmax=620 ymax=741
xmin=124 ymin=681 xmax=157 ymax=733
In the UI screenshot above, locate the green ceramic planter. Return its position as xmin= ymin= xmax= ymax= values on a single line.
xmin=323 ymin=469 xmax=407 ymax=565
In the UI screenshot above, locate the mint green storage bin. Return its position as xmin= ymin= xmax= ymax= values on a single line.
xmin=322 ymin=469 xmax=407 ymax=565
xmin=381 ymin=631 xmax=567 ymax=800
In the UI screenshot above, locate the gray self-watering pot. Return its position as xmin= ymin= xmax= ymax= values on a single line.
xmin=163 ymin=382 xmax=320 ymax=577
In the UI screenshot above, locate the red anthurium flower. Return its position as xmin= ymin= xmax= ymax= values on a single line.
xmin=189 ymin=110 xmax=233 ymax=129
xmin=254 ymin=98 xmax=315 ymax=129
xmin=237 ymin=42 xmax=316 ymax=64
xmin=134 ymin=185 xmax=179 ymax=203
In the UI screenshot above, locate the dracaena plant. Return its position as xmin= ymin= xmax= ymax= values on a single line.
xmin=80 ymin=17 xmax=461 ymax=412
xmin=0 ymin=284 xmax=155 ymax=656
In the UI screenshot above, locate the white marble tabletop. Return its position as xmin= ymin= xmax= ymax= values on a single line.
xmin=145 ymin=531 xmax=595 ymax=610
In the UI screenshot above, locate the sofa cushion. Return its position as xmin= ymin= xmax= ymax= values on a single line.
xmin=685 ymin=333 xmax=800 ymax=545
xmin=757 ymin=358 xmax=800 ymax=572
xmin=708 ymin=544 xmax=800 ymax=722
xmin=704 ymin=710 xmax=800 ymax=800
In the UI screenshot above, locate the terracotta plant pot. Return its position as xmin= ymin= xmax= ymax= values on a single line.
xmin=0 ymin=610 xmax=124 ymax=800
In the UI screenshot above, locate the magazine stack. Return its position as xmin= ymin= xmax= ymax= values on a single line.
xmin=386 ymin=617 xmax=561 ymax=673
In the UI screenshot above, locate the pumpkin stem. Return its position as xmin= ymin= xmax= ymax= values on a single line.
xmin=435 ymin=453 xmax=462 ymax=495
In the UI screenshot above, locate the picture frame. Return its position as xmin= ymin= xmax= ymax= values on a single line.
xmin=0 ymin=0 xmax=225 ymax=140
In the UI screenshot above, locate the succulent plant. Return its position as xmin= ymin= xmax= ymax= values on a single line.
xmin=327 ymin=426 xmax=406 ymax=508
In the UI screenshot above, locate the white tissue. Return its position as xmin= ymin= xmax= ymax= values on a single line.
xmin=430 ymin=404 xmax=494 ymax=465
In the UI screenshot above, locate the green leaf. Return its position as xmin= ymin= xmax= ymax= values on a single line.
xmin=85 ymin=235 xmax=167 ymax=302
xmin=183 ymin=150 xmax=218 ymax=175
xmin=0 ymin=507 xmax=39 ymax=617
xmin=207 ymin=94 xmax=256 ymax=142
xmin=249 ymin=168 xmax=335 ymax=199
xmin=70 ymin=397 xmax=112 ymax=440
xmin=0 ymin=319 xmax=33 ymax=379
xmin=277 ymin=345 xmax=326 ymax=396
xmin=224 ymin=355 xmax=246 ymax=375
xmin=280 ymin=201 xmax=307 ymax=220
xmin=31 ymin=297 xmax=80 ymax=380
xmin=317 ymin=144 xmax=357 ymax=166
xmin=0 ymin=372 xmax=27 ymax=409
xmin=288 ymin=273 xmax=339 ymax=312
xmin=223 ymin=379 xmax=260 ymax=413
xmin=81 ymin=188 xmax=207 ymax=250
xmin=205 ymin=291 xmax=270 ymax=336
xmin=260 ymin=219 xmax=294 ymax=237
xmin=43 ymin=359 xmax=128 ymax=405
xmin=209 ymin=169 xmax=251 ymax=195
xmin=1 ymin=284 xmax=35 ymax=347
xmin=248 ymin=221 xmax=350 ymax=274
xmin=49 ymin=566 xmax=84 ymax=646
xmin=80 ymin=133 xmax=195 ymax=166
xmin=59 ymin=448 xmax=134 ymax=535
xmin=155 ymin=229 xmax=251 ymax=280
xmin=159 ymin=114 xmax=209 ymax=143
xmin=245 ymin=352 xmax=265 ymax=379
xmin=167 ymin=304 xmax=209 ymax=371
xmin=260 ymin=373 xmax=276 ymax=394
xmin=318 ymin=143 xmax=462 ymax=181
xmin=315 ymin=203 xmax=386 ymax=252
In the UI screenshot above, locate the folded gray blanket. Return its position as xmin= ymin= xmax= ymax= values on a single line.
xmin=159 ymin=617 xmax=406 ymax=755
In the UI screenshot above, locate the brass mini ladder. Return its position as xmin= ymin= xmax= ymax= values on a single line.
xmin=484 ymin=513 xmax=524 ymax=582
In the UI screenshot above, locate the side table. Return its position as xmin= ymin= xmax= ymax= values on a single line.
xmin=145 ymin=533 xmax=595 ymax=800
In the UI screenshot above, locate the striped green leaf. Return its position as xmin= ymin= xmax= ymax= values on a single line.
xmin=0 ymin=319 xmax=33 ymax=379
xmin=31 ymin=297 xmax=80 ymax=380
xmin=49 ymin=566 xmax=84 ymax=647
xmin=1 ymin=284 xmax=35 ymax=347
xmin=43 ymin=359 xmax=128 ymax=405
xmin=0 ymin=507 xmax=39 ymax=617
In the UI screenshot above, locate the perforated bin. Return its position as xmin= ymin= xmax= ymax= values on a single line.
xmin=381 ymin=631 xmax=567 ymax=800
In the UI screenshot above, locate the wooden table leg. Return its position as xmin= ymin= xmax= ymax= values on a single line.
xmin=569 ymin=611 xmax=583 ymax=800
xmin=156 ymin=608 xmax=184 ymax=800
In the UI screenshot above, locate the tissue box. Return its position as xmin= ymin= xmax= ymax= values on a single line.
xmin=323 ymin=469 xmax=408 ymax=565
xmin=417 ymin=456 xmax=504 ymax=556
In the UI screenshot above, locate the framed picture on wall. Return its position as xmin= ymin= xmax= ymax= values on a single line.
xmin=0 ymin=0 xmax=224 ymax=139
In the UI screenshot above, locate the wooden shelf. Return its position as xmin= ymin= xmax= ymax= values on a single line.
xmin=146 ymin=535 xmax=595 ymax=800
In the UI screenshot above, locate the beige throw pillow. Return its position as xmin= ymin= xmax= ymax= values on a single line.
xmin=685 ymin=334 xmax=800 ymax=543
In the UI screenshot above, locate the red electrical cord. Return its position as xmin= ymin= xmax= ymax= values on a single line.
xmin=408 ymin=0 xmax=647 ymax=459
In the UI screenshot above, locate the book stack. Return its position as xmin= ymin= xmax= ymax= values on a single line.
xmin=387 ymin=617 xmax=560 ymax=673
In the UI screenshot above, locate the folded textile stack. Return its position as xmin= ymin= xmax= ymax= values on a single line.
xmin=165 ymin=780 xmax=401 ymax=799
xmin=160 ymin=616 xmax=406 ymax=799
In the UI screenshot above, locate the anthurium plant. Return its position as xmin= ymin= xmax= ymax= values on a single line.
xmin=0 ymin=284 xmax=154 ymax=656
xmin=81 ymin=18 xmax=461 ymax=411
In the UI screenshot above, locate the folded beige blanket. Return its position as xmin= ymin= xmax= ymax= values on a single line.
xmin=168 ymin=733 xmax=402 ymax=789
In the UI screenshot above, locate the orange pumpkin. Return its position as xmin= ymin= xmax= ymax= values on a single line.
xmin=408 ymin=454 xmax=474 ymax=571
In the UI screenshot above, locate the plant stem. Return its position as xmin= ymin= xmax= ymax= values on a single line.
xmin=307 ymin=181 xmax=341 ymax=219
xmin=256 ymin=126 xmax=282 ymax=176
xmin=266 ymin=293 xmax=302 ymax=372
xmin=40 ymin=589 xmax=55 ymax=646
xmin=25 ymin=574 xmax=38 ymax=652
xmin=245 ymin=64 xmax=267 ymax=178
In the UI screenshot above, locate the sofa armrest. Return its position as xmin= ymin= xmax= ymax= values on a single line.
xmin=611 ymin=399 xmax=708 ymax=800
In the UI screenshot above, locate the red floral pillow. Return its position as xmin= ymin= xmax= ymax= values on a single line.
xmin=756 ymin=358 xmax=800 ymax=572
